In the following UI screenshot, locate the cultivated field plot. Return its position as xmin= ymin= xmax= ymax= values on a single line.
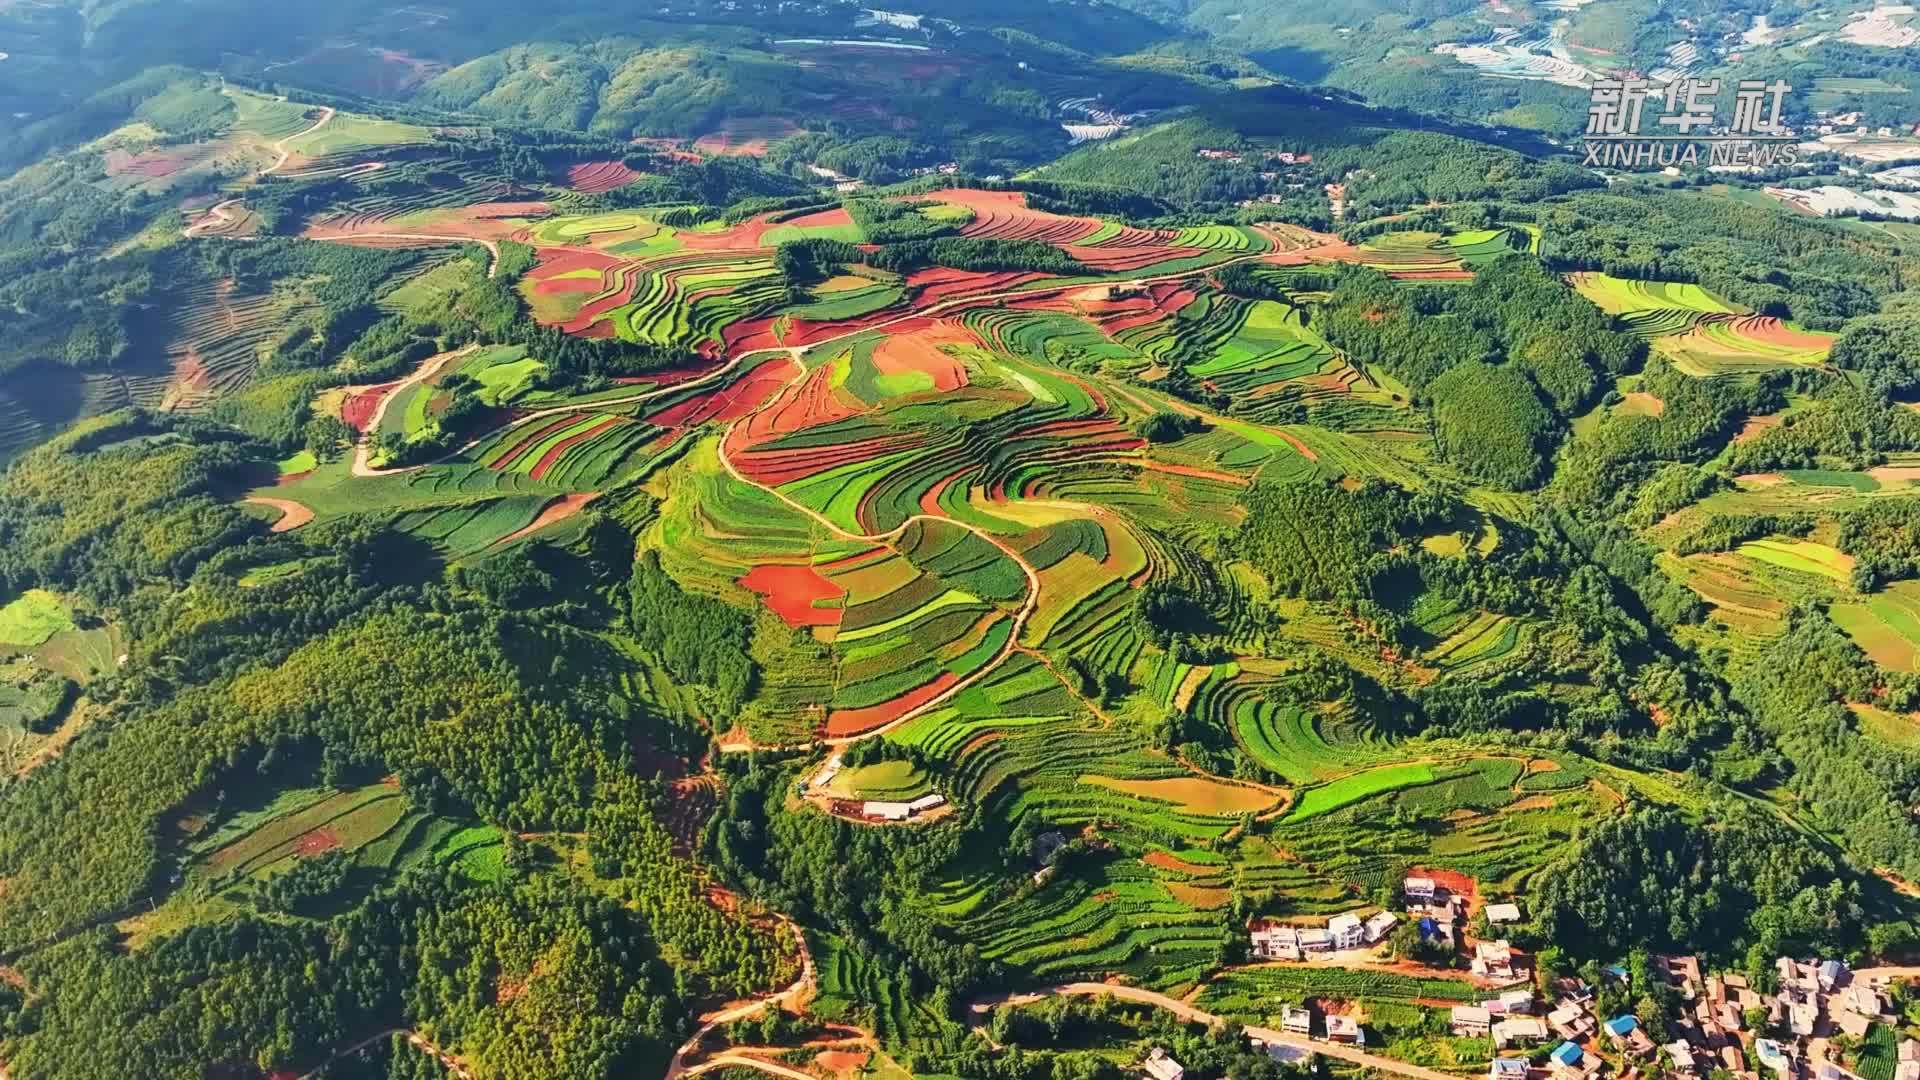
xmin=1329 ymin=226 xmax=1535 ymax=281
xmin=1569 ymin=272 xmax=1835 ymax=374
xmin=1833 ymin=581 xmax=1920 ymax=672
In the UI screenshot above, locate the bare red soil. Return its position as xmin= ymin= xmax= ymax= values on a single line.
xmin=104 ymin=148 xmax=190 ymax=178
xmin=781 ymin=206 xmax=856 ymax=230
xmin=490 ymin=413 xmax=586 ymax=472
xmin=245 ymin=497 xmax=316 ymax=534
xmin=528 ymin=247 xmax=625 ymax=277
xmin=565 ymin=160 xmax=643 ymax=194
xmin=739 ymin=564 xmax=847 ymax=628
xmin=649 ymin=357 xmax=797 ymax=428
xmin=294 ymin=827 xmax=342 ymax=856
xmin=825 ymin=672 xmax=961 ymax=737
xmin=531 ymin=276 xmax=604 ymax=296
xmin=871 ymin=321 xmax=972 ymax=392
xmin=691 ymin=116 xmax=803 ymax=157
xmin=528 ymin=420 xmax=622 ymax=481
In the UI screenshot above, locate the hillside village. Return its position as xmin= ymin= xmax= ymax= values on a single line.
xmin=1148 ymin=874 xmax=1920 ymax=1080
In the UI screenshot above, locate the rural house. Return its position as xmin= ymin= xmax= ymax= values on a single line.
xmin=1548 ymin=1002 xmax=1594 ymax=1040
xmin=1250 ymin=922 xmax=1301 ymax=961
xmin=1282 ymin=1005 xmax=1314 ymax=1036
xmin=1496 ymin=990 xmax=1535 ymax=1014
xmin=1605 ymin=1015 xmax=1654 ymax=1057
xmin=1489 ymin=1058 xmax=1530 ymax=1080
xmin=1329 ymin=912 xmax=1366 ymax=950
xmin=1405 ymin=876 xmax=1436 ymax=901
xmin=1325 ymin=1015 xmax=1363 ymax=1045
xmin=1818 ymin=959 xmax=1849 ymax=993
xmin=1452 ymin=1005 xmax=1493 ymax=1038
xmin=1364 ymin=910 xmax=1399 ymax=943
xmin=1474 ymin=940 xmax=1518 ymax=980
xmin=1493 ymin=1016 xmax=1549 ymax=1049
xmin=1844 ymin=984 xmax=1888 ymax=1020
xmin=1143 ymin=1047 xmax=1185 ymax=1080
xmin=1486 ymin=902 xmax=1522 ymax=925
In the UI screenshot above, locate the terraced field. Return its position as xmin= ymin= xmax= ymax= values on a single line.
xmin=1833 ymin=581 xmax=1920 ymax=672
xmin=1569 ymin=271 xmax=1835 ymax=374
xmin=238 ymin=184 xmax=1666 ymax=1026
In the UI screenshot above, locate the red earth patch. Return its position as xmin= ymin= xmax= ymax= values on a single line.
xmin=566 ymin=160 xmax=643 ymax=194
xmin=294 ymin=827 xmax=342 ymax=857
xmin=825 ymin=672 xmax=960 ymax=737
xmin=740 ymin=564 xmax=847 ymax=628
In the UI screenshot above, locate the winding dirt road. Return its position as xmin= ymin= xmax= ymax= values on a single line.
xmin=665 ymin=916 xmax=815 ymax=1080
xmin=243 ymin=496 xmax=314 ymax=533
xmin=972 ymin=982 xmax=1466 ymax=1080
xmin=292 ymin=1028 xmax=471 ymax=1080
xmin=680 ymin=1054 xmax=815 ymax=1080
xmin=182 ymin=198 xmax=247 ymax=240
xmin=267 ymin=105 xmax=335 ymax=175
xmin=323 ymin=231 xmax=502 ymax=278
xmin=350 ymin=344 xmax=481 ymax=477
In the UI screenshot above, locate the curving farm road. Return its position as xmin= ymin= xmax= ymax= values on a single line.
xmin=267 ymin=105 xmax=336 ymax=175
xmin=242 ymin=496 xmax=315 ymax=533
xmin=679 ymin=1054 xmax=815 ymax=1080
xmin=322 ymin=231 xmax=502 ymax=278
xmin=182 ymin=198 xmax=247 ymax=240
xmin=664 ymin=916 xmax=815 ymax=1080
xmin=350 ymin=344 xmax=481 ymax=477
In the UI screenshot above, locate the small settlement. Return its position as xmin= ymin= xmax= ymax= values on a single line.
xmin=1194 ymin=873 xmax=1920 ymax=1080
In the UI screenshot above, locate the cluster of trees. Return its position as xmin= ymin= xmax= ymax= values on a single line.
xmin=1315 ymin=258 xmax=1641 ymax=489
xmin=777 ymin=236 xmax=1081 ymax=293
xmin=5 ymin=868 xmax=715 ymax=1078
xmin=1838 ymin=501 xmax=1920 ymax=591
xmin=1541 ymin=192 xmax=1899 ymax=330
xmin=845 ymin=198 xmax=966 ymax=244
xmin=0 ymin=409 xmax=802 ymax=1074
xmin=1551 ymin=361 xmax=1780 ymax=516
xmin=1426 ymin=361 xmax=1557 ymax=489
xmin=1831 ymin=313 xmax=1920 ymax=400
xmin=626 ymin=551 xmax=756 ymax=716
xmin=1236 ymin=477 xmax=1455 ymax=601
xmin=1536 ymin=806 xmax=1870 ymax=968
xmin=2 ymin=670 xmax=76 ymax=735
xmin=1727 ymin=380 xmax=1920 ymax=474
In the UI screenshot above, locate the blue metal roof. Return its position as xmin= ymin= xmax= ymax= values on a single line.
xmin=1604 ymin=1016 xmax=1637 ymax=1036
xmin=1552 ymin=1043 xmax=1583 ymax=1066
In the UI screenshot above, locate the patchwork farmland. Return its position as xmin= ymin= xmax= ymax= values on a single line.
xmin=170 ymin=155 xmax=1820 ymax=1077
